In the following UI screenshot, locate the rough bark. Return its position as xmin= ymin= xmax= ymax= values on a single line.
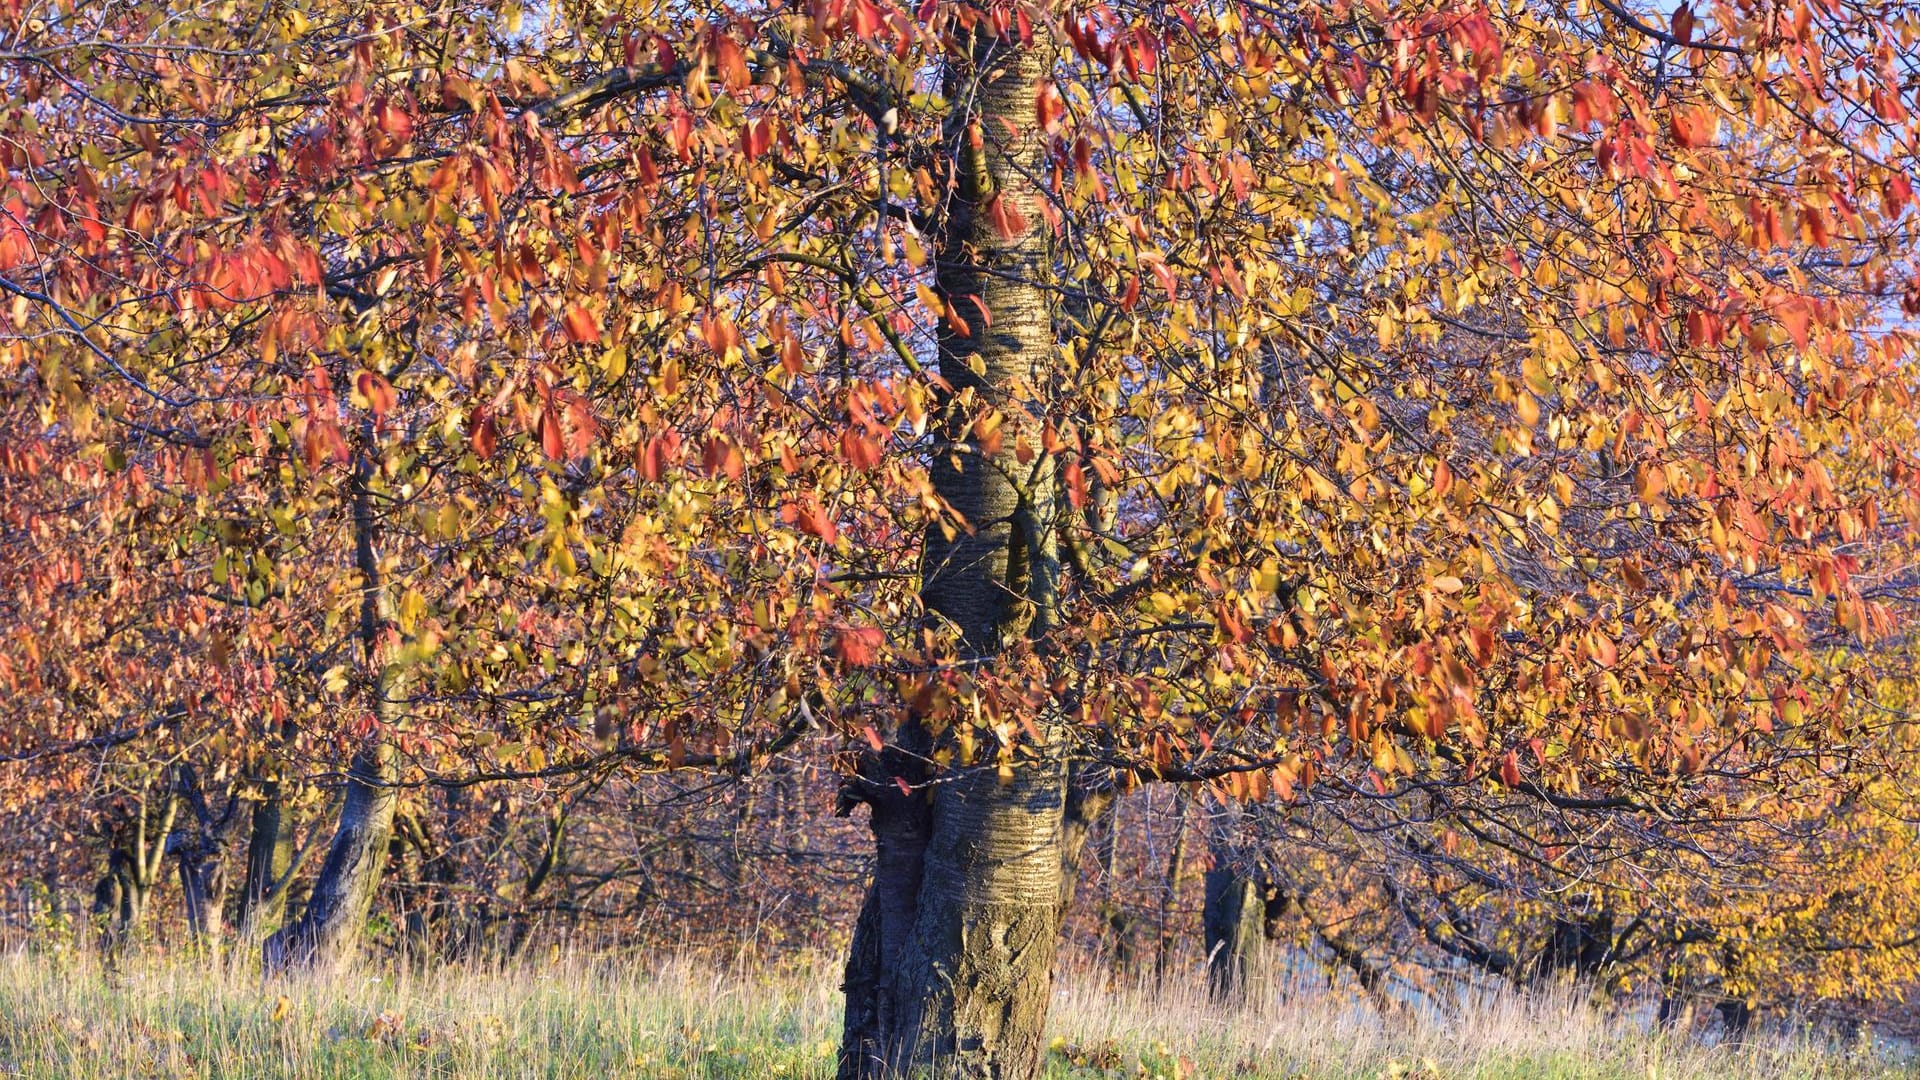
xmin=837 ymin=744 xmax=932 ymax=1080
xmin=265 ymin=429 xmax=400 ymax=971
xmin=837 ymin=15 xmax=1067 ymax=1079
xmin=879 ymin=760 xmax=1067 ymax=1078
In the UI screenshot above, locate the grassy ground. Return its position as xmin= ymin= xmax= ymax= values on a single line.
xmin=0 ymin=945 xmax=1909 ymax=1079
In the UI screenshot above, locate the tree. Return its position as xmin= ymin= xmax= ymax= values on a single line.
xmin=8 ymin=1 xmax=1920 ymax=1077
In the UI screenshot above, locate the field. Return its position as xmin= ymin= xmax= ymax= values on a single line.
xmin=0 ymin=947 xmax=1909 ymax=1079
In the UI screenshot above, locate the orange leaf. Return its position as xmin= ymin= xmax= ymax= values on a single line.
xmin=984 ymin=194 xmax=1028 ymax=240
xmin=1035 ymin=82 xmax=1066 ymax=134
xmin=838 ymin=627 xmax=885 ymax=668
xmin=1589 ymin=629 xmax=1618 ymax=668
xmin=786 ymin=495 xmax=839 ymax=545
xmin=563 ymin=303 xmax=601 ymax=344
xmin=841 ymin=428 xmax=883 ymax=470
xmin=355 ymin=371 xmax=397 ymax=417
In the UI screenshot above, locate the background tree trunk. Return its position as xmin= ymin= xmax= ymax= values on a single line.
xmin=1155 ymin=791 xmax=1191 ymax=980
xmin=264 ymin=743 xmax=397 ymax=969
xmin=265 ymin=427 xmax=399 ymax=970
xmin=91 ymin=782 xmax=174 ymax=953
xmin=236 ymin=780 xmax=297 ymax=938
xmin=1202 ymin=862 xmax=1264 ymax=1000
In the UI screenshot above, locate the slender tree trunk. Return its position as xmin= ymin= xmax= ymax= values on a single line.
xmin=266 ymin=427 xmax=400 ymax=970
xmin=837 ymin=16 xmax=1067 ymax=1079
xmin=264 ymin=743 xmax=396 ymax=969
xmin=91 ymin=783 xmax=175 ymax=952
xmin=236 ymin=780 xmax=297 ymax=938
xmin=176 ymin=840 xmax=222 ymax=944
xmin=1058 ymin=770 xmax=1114 ymax=915
xmin=1155 ymin=791 xmax=1191 ymax=980
xmin=171 ymin=764 xmax=232 ymax=945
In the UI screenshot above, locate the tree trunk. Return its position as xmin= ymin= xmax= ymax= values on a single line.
xmin=1058 ymin=770 xmax=1114 ymax=915
xmin=881 ymin=763 xmax=1066 ymax=1078
xmin=1199 ymin=800 xmax=1264 ymax=999
xmin=176 ymin=845 xmax=222 ymax=943
xmin=1155 ymin=791 xmax=1191 ymax=979
xmin=1202 ymin=865 xmax=1264 ymax=1000
xmin=236 ymin=780 xmax=297 ymax=938
xmin=837 ymin=15 xmax=1067 ymax=1079
xmin=91 ymin=783 xmax=175 ymax=953
xmin=264 ymin=743 xmax=397 ymax=969
xmin=837 ymin=752 xmax=932 ymax=1080
xmin=265 ymin=426 xmax=400 ymax=970
xmin=170 ymin=763 xmax=232 ymax=945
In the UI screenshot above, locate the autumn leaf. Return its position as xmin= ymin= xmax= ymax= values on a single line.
xmin=468 ymin=407 xmax=498 ymax=460
xmin=1035 ymin=82 xmax=1066 ymax=134
xmin=836 ymin=627 xmax=885 ymax=668
xmin=563 ymin=304 xmax=601 ymax=344
xmin=784 ymin=495 xmax=838 ymax=545
xmin=354 ymin=371 xmax=396 ymax=417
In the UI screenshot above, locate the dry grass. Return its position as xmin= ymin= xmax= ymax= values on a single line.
xmin=0 ymin=943 xmax=1908 ymax=1078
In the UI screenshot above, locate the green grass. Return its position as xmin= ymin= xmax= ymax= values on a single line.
xmin=0 ymin=945 xmax=1908 ymax=1079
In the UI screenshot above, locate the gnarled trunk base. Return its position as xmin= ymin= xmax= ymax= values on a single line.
xmin=841 ymin=760 xmax=1068 ymax=1080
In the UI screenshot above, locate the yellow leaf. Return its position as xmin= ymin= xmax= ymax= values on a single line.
xmin=1303 ymin=467 xmax=1341 ymax=500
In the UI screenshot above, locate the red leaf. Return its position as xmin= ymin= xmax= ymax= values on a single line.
xmin=469 ymin=408 xmax=498 ymax=460
xmin=852 ymin=0 xmax=883 ymax=38
xmin=984 ymin=194 xmax=1029 ymax=240
xmin=540 ymin=405 xmax=565 ymax=460
xmin=786 ymin=495 xmax=839 ymax=545
xmin=741 ymin=117 xmax=775 ymax=160
xmin=638 ymin=431 xmax=679 ymax=481
xmin=1499 ymin=750 xmax=1522 ymax=788
xmin=1670 ymin=3 xmax=1695 ymax=44
xmin=837 ymin=627 xmax=883 ymax=667
xmin=1888 ymin=173 xmax=1914 ymax=218
xmin=841 ymin=428 xmax=883 ymax=470
xmin=1065 ymin=460 xmax=1088 ymax=509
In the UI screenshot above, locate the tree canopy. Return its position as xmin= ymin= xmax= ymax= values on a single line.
xmin=6 ymin=0 xmax=1920 ymax=1075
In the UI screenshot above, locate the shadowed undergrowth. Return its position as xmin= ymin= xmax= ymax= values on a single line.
xmin=0 ymin=947 xmax=1908 ymax=1079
